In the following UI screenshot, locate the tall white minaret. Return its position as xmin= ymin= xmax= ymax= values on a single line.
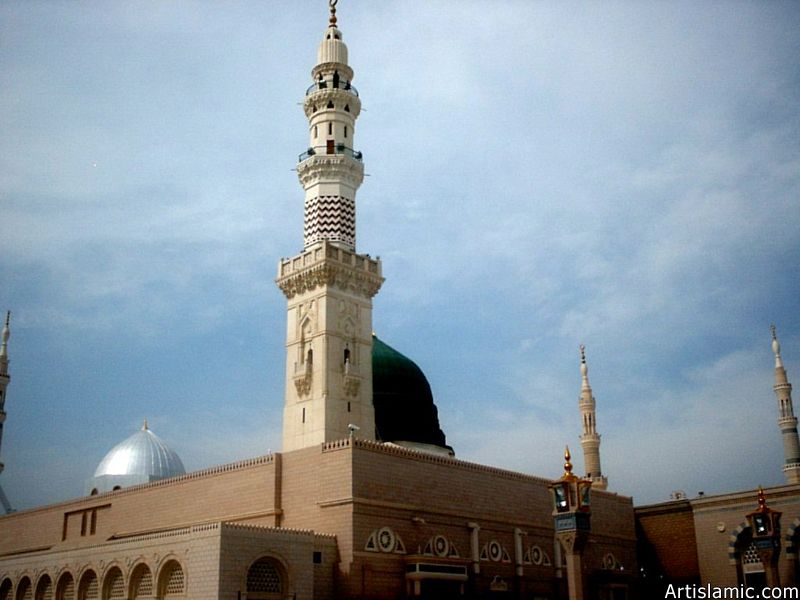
xmin=579 ymin=345 xmax=607 ymax=490
xmin=771 ymin=325 xmax=800 ymax=484
xmin=0 ymin=311 xmax=14 ymax=513
xmin=276 ymin=1 xmax=383 ymax=452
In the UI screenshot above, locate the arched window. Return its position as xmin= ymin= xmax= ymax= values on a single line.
xmin=157 ymin=561 xmax=185 ymax=599
xmin=15 ymin=577 xmax=32 ymax=600
xmin=326 ymin=101 xmax=334 ymax=110
xmin=55 ymin=573 xmax=75 ymax=600
xmin=77 ymin=571 xmax=98 ymax=600
xmin=332 ymin=71 xmax=340 ymax=88
xmin=101 ymin=568 xmax=123 ymax=600
xmin=129 ymin=565 xmax=152 ymax=600
xmin=246 ymin=558 xmax=283 ymax=599
xmin=0 ymin=578 xmax=12 ymax=600
xmin=34 ymin=575 xmax=53 ymax=600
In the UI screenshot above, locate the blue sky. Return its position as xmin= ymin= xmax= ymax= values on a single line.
xmin=1 ymin=1 xmax=799 ymax=510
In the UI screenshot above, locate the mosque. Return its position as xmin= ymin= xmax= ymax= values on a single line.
xmin=0 ymin=3 xmax=798 ymax=600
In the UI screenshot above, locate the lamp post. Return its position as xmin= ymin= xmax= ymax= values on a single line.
xmin=745 ymin=487 xmax=782 ymax=587
xmin=550 ymin=447 xmax=592 ymax=600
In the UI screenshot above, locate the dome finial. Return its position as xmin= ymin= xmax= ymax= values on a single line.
xmin=579 ymin=344 xmax=589 ymax=386
xmin=0 ymin=311 xmax=10 ymax=365
xmin=563 ymin=445 xmax=573 ymax=477
xmin=328 ymin=0 xmax=338 ymax=27
xmin=142 ymin=418 xmax=149 ymax=431
xmin=771 ymin=324 xmax=784 ymax=368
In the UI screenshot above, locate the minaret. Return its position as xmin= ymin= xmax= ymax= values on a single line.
xmin=771 ymin=325 xmax=800 ymax=484
xmin=578 ymin=345 xmax=607 ymax=490
xmin=0 ymin=312 xmax=14 ymax=513
xmin=276 ymin=0 xmax=383 ymax=452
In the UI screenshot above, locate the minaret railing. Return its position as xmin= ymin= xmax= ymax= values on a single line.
xmin=298 ymin=144 xmax=363 ymax=163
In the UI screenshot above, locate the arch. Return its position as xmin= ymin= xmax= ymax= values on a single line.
xmin=128 ymin=564 xmax=153 ymax=600
xmin=34 ymin=575 xmax=53 ymax=600
xmin=15 ymin=577 xmax=31 ymax=600
xmin=156 ymin=560 xmax=185 ymax=599
xmin=245 ymin=556 xmax=286 ymax=600
xmin=100 ymin=567 xmax=123 ymax=600
xmin=77 ymin=570 xmax=98 ymax=600
xmin=55 ymin=573 xmax=75 ymax=600
xmin=0 ymin=578 xmax=12 ymax=600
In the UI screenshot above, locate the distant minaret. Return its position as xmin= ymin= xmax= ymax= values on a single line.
xmin=771 ymin=325 xmax=800 ymax=484
xmin=0 ymin=312 xmax=14 ymax=513
xmin=276 ymin=0 xmax=383 ymax=452
xmin=579 ymin=345 xmax=607 ymax=490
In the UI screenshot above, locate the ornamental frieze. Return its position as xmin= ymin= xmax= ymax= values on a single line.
xmin=277 ymin=263 xmax=383 ymax=299
xmin=296 ymin=156 xmax=364 ymax=189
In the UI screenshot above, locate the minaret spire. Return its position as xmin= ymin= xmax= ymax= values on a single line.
xmin=0 ymin=311 xmax=14 ymax=513
xmin=578 ymin=344 xmax=607 ymax=490
xmin=277 ymin=2 xmax=383 ymax=452
xmin=771 ymin=325 xmax=800 ymax=483
xmin=328 ymin=0 xmax=338 ymax=27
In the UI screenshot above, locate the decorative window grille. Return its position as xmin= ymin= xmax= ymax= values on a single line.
xmin=131 ymin=568 xmax=152 ymax=599
xmin=16 ymin=579 xmax=32 ymax=600
xmin=35 ymin=577 xmax=53 ymax=600
xmin=247 ymin=559 xmax=282 ymax=594
xmin=104 ymin=570 xmax=124 ymax=600
xmin=57 ymin=576 xmax=75 ymax=600
xmin=162 ymin=564 xmax=184 ymax=597
xmin=79 ymin=574 xmax=98 ymax=600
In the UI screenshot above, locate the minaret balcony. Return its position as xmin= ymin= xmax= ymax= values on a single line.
xmin=306 ymin=79 xmax=358 ymax=97
xmin=299 ymin=144 xmax=363 ymax=163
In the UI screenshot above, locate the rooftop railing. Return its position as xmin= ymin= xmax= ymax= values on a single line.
xmin=298 ymin=144 xmax=363 ymax=163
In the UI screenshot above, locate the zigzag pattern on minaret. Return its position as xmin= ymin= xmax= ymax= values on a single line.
xmin=304 ymin=195 xmax=356 ymax=248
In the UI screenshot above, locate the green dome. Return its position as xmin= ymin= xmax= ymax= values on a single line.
xmin=371 ymin=335 xmax=450 ymax=450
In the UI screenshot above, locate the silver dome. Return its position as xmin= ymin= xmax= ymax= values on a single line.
xmin=87 ymin=421 xmax=185 ymax=494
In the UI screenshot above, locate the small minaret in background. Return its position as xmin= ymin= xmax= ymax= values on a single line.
xmin=771 ymin=325 xmax=800 ymax=484
xmin=0 ymin=312 xmax=14 ymax=513
xmin=579 ymin=344 xmax=608 ymax=490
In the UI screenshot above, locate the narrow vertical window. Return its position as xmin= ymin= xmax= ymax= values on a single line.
xmin=347 ymin=402 xmax=351 ymax=413
xmin=328 ymin=122 xmax=333 ymax=135
xmin=344 ymin=125 xmax=348 ymax=138
xmin=314 ymin=125 xmax=318 ymax=138
xmin=302 ymin=407 xmax=306 ymax=423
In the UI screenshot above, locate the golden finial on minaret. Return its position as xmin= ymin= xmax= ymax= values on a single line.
xmin=580 ymin=344 xmax=586 ymax=364
xmin=757 ymin=486 xmax=767 ymax=510
xmin=329 ymin=0 xmax=338 ymax=27
xmin=563 ymin=446 xmax=573 ymax=477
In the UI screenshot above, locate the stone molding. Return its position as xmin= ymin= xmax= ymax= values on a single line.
xmin=277 ymin=261 xmax=383 ymax=300
xmin=296 ymin=154 xmax=364 ymax=189
xmin=303 ymin=88 xmax=361 ymax=119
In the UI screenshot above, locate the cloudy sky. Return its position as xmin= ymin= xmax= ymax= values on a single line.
xmin=1 ymin=1 xmax=799 ymax=510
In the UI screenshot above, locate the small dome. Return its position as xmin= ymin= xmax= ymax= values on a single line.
xmin=372 ymin=335 xmax=452 ymax=453
xmin=86 ymin=422 xmax=185 ymax=495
